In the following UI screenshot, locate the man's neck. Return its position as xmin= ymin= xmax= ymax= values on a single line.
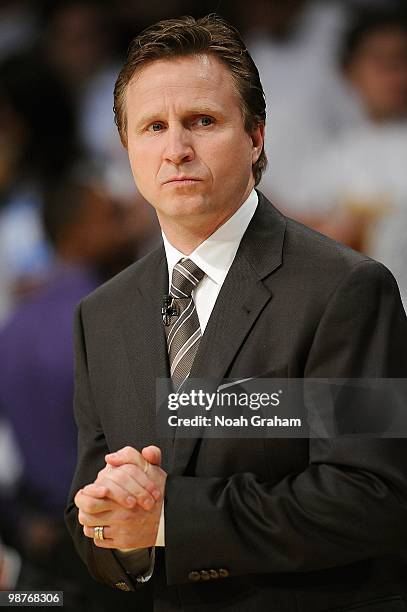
xmin=160 ymin=216 xmax=230 ymax=255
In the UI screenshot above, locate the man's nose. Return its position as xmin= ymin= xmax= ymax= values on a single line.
xmin=163 ymin=125 xmax=194 ymax=165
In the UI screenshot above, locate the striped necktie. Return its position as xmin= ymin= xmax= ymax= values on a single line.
xmin=165 ymin=258 xmax=205 ymax=390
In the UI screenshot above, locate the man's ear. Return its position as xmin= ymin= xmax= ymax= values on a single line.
xmin=251 ymin=123 xmax=265 ymax=165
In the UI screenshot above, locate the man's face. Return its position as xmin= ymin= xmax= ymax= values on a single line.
xmin=347 ymin=28 xmax=407 ymax=121
xmin=124 ymin=54 xmax=263 ymax=230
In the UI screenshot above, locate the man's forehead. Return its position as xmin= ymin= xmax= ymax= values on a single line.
xmin=127 ymin=54 xmax=234 ymax=96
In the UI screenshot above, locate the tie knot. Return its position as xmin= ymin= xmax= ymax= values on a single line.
xmin=171 ymin=259 xmax=205 ymax=297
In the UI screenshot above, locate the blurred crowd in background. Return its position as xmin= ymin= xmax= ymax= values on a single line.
xmin=0 ymin=0 xmax=407 ymax=607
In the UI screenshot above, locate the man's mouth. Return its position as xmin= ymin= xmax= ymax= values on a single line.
xmin=163 ymin=176 xmax=202 ymax=185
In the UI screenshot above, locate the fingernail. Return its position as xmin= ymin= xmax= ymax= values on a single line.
xmin=152 ymin=489 xmax=161 ymax=501
xmin=126 ymin=496 xmax=136 ymax=507
xmin=143 ymin=498 xmax=154 ymax=510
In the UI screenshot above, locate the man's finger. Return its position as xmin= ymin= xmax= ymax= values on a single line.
xmin=83 ymin=524 xmax=114 ymax=541
xmin=105 ymin=445 xmax=144 ymax=468
xmin=78 ymin=509 xmax=110 ymax=527
xmin=75 ymin=489 xmax=116 ymax=514
xmin=83 ymin=480 xmax=136 ymax=509
xmin=117 ymin=463 xmax=161 ymax=501
xmin=79 ymin=507 xmax=133 ymax=527
xmin=99 ymin=467 xmax=158 ymax=508
xmin=84 ymin=476 xmax=154 ymax=510
xmin=142 ymin=445 xmax=162 ymax=466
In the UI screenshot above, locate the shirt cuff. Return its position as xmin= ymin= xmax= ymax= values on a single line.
xmin=155 ymin=501 xmax=165 ymax=546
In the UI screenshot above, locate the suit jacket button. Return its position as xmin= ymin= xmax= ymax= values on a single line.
xmin=219 ymin=568 xmax=229 ymax=578
xmin=209 ymin=570 xmax=219 ymax=580
xmin=200 ymin=570 xmax=210 ymax=581
xmin=115 ymin=581 xmax=130 ymax=591
xmin=188 ymin=571 xmax=201 ymax=582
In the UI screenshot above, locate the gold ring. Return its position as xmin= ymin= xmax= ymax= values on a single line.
xmin=143 ymin=461 xmax=149 ymax=475
xmin=94 ymin=526 xmax=104 ymax=541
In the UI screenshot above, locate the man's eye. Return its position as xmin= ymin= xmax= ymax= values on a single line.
xmin=148 ymin=123 xmax=164 ymax=132
xmin=197 ymin=116 xmax=213 ymax=127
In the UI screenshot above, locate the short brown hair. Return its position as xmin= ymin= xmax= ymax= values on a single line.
xmin=113 ymin=14 xmax=267 ymax=185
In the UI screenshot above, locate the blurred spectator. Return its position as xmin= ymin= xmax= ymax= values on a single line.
xmin=40 ymin=0 xmax=114 ymax=97
xmin=0 ymin=52 xmax=78 ymax=320
xmin=244 ymin=0 xmax=357 ymax=206
xmin=0 ymin=176 xmax=109 ymax=535
xmin=284 ymin=9 xmax=407 ymax=304
xmin=342 ymin=9 xmax=407 ymax=123
xmin=0 ymin=170 xmax=152 ymax=608
xmin=39 ymin=0 xmax=123 ymax=169
xmin=0 ymin=168 xmax=152 ymax=521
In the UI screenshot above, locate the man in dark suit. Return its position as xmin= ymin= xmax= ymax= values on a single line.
xmin=66 ymin=14 xmax=407 ymax=612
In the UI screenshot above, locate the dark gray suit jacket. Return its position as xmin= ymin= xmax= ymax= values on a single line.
xmin=66 ymin=192 xmax=407 ymax=612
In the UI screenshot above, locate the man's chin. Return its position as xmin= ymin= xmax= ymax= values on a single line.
xmin=160 ymin=195 xmax=209 ymax=219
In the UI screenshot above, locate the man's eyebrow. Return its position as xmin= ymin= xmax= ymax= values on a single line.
xmin=183 ymin=105 xmax=225 ymax=116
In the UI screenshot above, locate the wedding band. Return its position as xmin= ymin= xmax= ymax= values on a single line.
xmin=94 ymin=526 xmax=104 ymax=541
xmin=143 ymin=461 xmax=149 ymax=474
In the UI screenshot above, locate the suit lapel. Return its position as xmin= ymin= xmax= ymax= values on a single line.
xmin=172 ymin=193 xmax=287 ymax=474
xmin=117 ymin=248 xmax=174 ymax=471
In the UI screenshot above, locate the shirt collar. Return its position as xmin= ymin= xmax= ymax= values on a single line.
xmin=162 ymin=189 xmax=258 ymax=287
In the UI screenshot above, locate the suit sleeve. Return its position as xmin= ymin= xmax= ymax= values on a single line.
xmin=64 ymin=302 xmax=151 ymax=591
xmin=164 ymin=260 xmax=407 ymax=584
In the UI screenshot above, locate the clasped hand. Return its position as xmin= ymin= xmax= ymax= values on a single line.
xmin=74 ymin=445 xmax=167 ymax=549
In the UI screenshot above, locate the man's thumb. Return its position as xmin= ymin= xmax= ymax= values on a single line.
xmin=142 ymin=445 xmax=161 ymax=466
